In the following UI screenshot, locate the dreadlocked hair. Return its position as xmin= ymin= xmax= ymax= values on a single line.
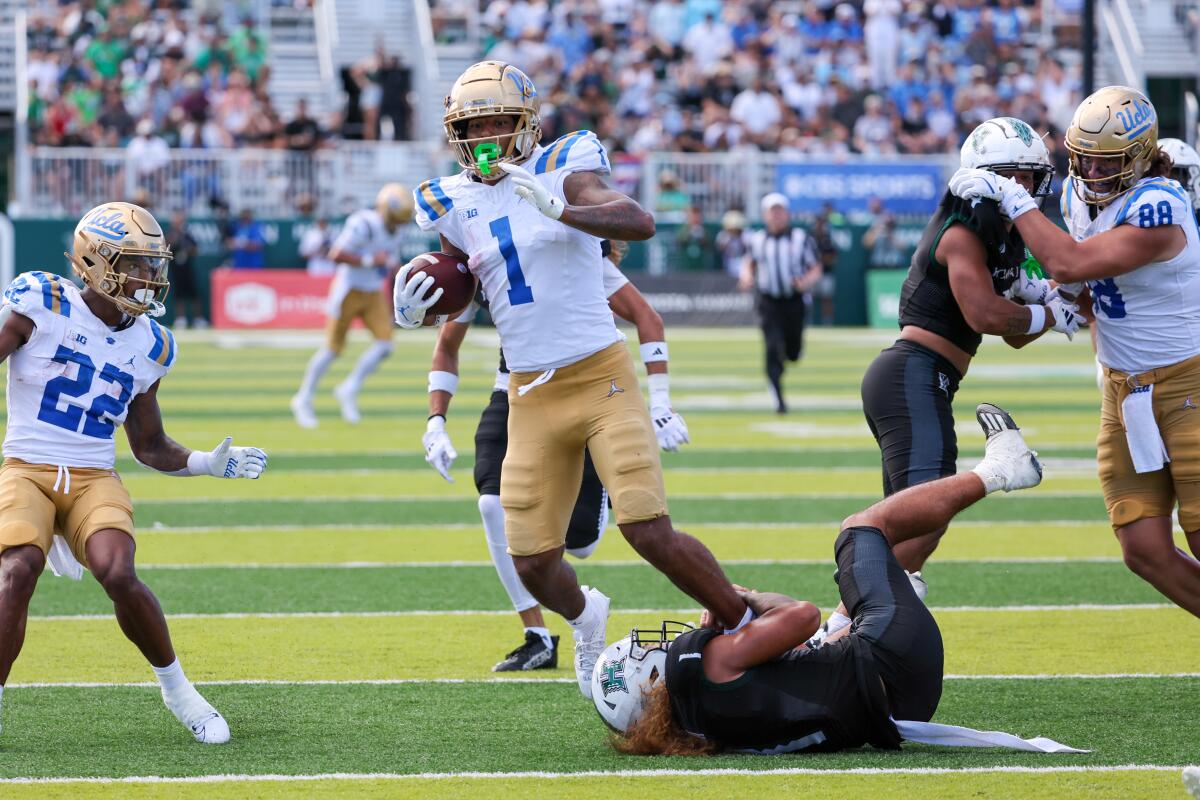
xmin=609 ymin=681 xmax=718 ymax=756
xmin=1147 ymin=147 xmax=1174 ymax=179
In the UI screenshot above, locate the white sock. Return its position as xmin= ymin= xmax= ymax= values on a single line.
xmin=479 ymin=494 xmax=538 ymax=612
xmin=826 ymin=611 xmax=852 ymax=635
xmin=525 ymin=626 xmax=553 ymax=650
xmin=568 ymin=589 xmax=599 ymax=630
xmin=343 ymin=340 xmax=393 ymax=393
xmin=970 ymin=461 xmax=1006 ymax=495
xmin=298 ymin=347 xmax=337 ymax=400
xmin=152 ymin=658 xmax=192 ymax=702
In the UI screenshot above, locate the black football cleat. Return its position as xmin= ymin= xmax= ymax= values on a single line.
xmin=492 ymin=632 xmax=559 ymax=672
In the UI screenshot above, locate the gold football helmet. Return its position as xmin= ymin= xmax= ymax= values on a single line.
xmin=68 ymin=202 xmax=171 ymax=317
xmin=443 ymin=61 xmax=541 ymax=175
xmin=376 ymin=183 xmax=414 ymax=230
xmin=1065 ymin=85 xmax=1159 ymax=206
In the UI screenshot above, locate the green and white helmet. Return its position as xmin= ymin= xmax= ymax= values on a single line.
xmin=1160 ymin=137 xmax=1200 ymax=207
xmin=961 ymin=117 xmax=1055 ymax=197
xmin=590 ymin=634 xmax=668 ymax=733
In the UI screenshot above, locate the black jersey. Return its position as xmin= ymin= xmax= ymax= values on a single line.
xmin=898 ymin=194 xmax=1025 ymax=356
xmin=664 ymin=628 xmax=900 ymax=753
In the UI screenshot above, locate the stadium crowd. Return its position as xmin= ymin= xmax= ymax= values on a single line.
xmin=456 ymin=0 xmax=1083 ymax=162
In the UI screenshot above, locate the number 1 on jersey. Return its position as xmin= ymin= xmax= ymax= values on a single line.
xmin=490 ymin=217 xmax=534 ymax=306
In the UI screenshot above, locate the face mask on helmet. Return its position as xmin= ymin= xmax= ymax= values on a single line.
xmin=112 ymin=254 xmax=171 ymax=317
xmin=591 ymin=621 xmax=692 ymax=734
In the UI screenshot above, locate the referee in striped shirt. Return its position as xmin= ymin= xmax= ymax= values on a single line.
xmin=739 ymin=193 xmax=823 ymax=414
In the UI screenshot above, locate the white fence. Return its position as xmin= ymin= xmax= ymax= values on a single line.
xmin=16 ymin=143 xmax=445 ymax=219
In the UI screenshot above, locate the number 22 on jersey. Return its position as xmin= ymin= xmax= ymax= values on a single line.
xmin=489 ymin=217 xmax=534 ymax=306
xmin=38 ymin=345 xmax=134 ymax=440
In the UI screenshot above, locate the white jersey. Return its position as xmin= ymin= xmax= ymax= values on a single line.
xmin=328 ymin=209 xmax=406 ymax=312
xmin=2 ymin=272 xmax=176 ymax=469
xmin=413 ymin=130 xmax=623 ymax=372
xmin=1061 ymin=176 xmax=1200 ymax=373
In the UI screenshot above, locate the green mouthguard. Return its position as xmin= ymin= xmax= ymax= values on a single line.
xmin=474 ymin=143 xmax=501 ymax=175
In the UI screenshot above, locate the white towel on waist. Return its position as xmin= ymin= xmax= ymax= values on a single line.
xmin=47 ymin=534 xmax=84 ymax=581
xmin=1122 ymin=384 xmax=1170 ymax=474
xmin=894 ymin=718 xmax=1089 ymax=753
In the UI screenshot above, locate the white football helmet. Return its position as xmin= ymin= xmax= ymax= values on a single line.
xmin=1160 ymin=137 xmax=1200 ymax=207
xmin=961 ymin=117 xmax=1055 ymax=197
xmin=591 ymin=633 xmax=669 ymax=733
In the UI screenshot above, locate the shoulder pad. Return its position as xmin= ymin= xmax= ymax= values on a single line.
xmin=945 ymin=194 xmax=1006 ymax=250
xmin=533 ymin=130 xmax=610 ymax=176
xmin=3 ymin=271 xmax=73 ymax=319
xmin=1115 ymin=179 xmax=1193 ymax=228
xmin=146 ymin=318 xmax=177 ymax=369
xmin=414 ymin=177 xmax=457 ymax=226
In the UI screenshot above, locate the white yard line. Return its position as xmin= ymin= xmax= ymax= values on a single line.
xmin=27 ymin=604 xmax=1175 ymax=622
xmin=0 ymin=765 xmax=1186 ymax=785
xmin=8 ymin=674 xmax=1197 ymax=689
xmin=133 ymin=557 xmax=1125 ymax=569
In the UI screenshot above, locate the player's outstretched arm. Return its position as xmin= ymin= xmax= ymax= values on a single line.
xmin=559 ymin=171 xmax=656 ymax=241
xmin=607 ymin=282 xmax=689 ymax=451
xmin=422 ymin=320 xmax=468 ymax=483
xmin=0 ymin=308 xmax=34 ymax=364
xmin=702 ymin=598 xmax=821 ymax=681
xmin=125 ymin=382 xmax=267 ymax=479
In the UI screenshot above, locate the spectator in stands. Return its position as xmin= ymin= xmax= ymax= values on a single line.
xmin=852 ymin=95 xmax=895 ymax=154
xmin=377 ymin=54 xmax=413 ymax=140
xmin=166 ymin=210 xmax=206 ymax=329
xmin=655 ymin=170 xmax=690 ymax=221
xmin=864 ymin=0 xmax=902 ymax=90
xmin=85 ymin=25 xmax=127 ymax=80
xmin=682 ymin=13 xmax=733 ymax=72
xmin=676 ymin=206 xmax=714 ymax=271
xmin=127 ymin=119 xmax=171 ymax=181
xmin=716 ymin=210 xmax=749 ymax=280
xmin=730 ymin=76 xmax=782 ymax=145
xmin=863 ymin=210 xmax=909 ymax=270
xmin=285 ymin=98 xmax=321 ymax=152
xmin=227 ymin=209 xmax=267 ymax=269
xmin=98 ymin=84 xmax=136 ymax=142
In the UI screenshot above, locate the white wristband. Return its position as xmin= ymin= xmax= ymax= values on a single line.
xmin=182 ymin=449 xmax=210 ymax=477
xmin=724 ymin=606 xmax=755 ymax=634
xmin=640 ymin=341 xmax=668 ymax=364
xmin=1025 ymin=304 xmax=1046 ymax=335
xmin=647 ymin=371 xmax=670 ymax=409
xmin=428 ymin=370 xmax=459 ymax=395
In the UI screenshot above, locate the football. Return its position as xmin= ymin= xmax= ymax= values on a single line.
xmin=393 ymin=252 xmax=478 ymax=317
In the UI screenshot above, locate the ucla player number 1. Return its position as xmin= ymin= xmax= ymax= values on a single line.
xmin=490 ymin=217 xmax=534 ymax=306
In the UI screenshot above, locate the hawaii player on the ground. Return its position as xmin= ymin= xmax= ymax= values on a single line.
xmin=812 ymin=117 xmax=1081 ymax=648
xmin=393 ymin=61 xmax=748 ymax=697
xmin=422 ymin=240 xmax=689 ymax=671
xmin=0 ymin=202 xmax=268 ymax=743
xmin=291 ymin=184 xmax=413 ymax=428
xmin=950 ymin=86 xmax=1200 ymax=617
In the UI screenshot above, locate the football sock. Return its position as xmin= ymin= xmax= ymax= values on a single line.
xmin=344 ymin=340 xmax=394 ymax=393
xmin=478 ymin=494 xmax=538 ymax=612
xmin=525 ymin=626 xmax=553 ymax=651
xmin=152 ymin=658 xmax=192 ymax=702
xmin=826 ymin=611 xmax=852 ymax=636
xmin=298 ymin=347 xmax=336 ymax=400
xmin=568 ymin=589 xmax=600 ymax=630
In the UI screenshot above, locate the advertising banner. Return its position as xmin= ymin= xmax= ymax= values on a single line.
xmin=776 ymin=161 xmax=947 ymax=215
xmin=211 ymin=268 xmax=336 ymax=329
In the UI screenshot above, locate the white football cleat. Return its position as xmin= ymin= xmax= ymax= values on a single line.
xmin=573 ymin=586 xmax=610 ymax=700
xmin=972 ymin=403 xmax=1042 ymax=493
xmin=164 ymin=689 xmax=230 ymax=745
xmin=907 ymin=570 xmax=928 ymax=602
xmin=334 ymin=381 xmax=362 ymax=425
xmin=1184 ymin=766 xmax=1200 ymax=800
xmin=289 ymin=394 xmax=318 ymax=429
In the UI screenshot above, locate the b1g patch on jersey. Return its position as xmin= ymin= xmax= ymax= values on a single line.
xmin=1114 ymin=180 xmax=1191 ymax=229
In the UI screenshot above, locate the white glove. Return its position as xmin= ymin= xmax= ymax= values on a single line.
xmin=203 ymin=436 xmax=267 ymax=479
xmin=948 ymin=168 xmax=1037 ymax=220
xmin=393 ymin=259 xmax=444 ymax=329
xmin=422 ymin=415 xmax=456 ymax=482
xmin=1046 ymin=296 xmax=1082 ymax=340
xmin=651 ymin=405 xmax=690 ymax=452
xmin=1007 ymin=274 xmax=1057 ymax=305
xmin=499 ymin=162 xmax=564 ymax=220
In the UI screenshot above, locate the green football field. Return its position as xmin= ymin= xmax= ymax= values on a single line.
xmin=2 ymin=326 xmax=1197 ymax=799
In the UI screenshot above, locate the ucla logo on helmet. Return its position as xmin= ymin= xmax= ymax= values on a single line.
xmin=82 ymin=208 xmax=129 ymax=242
xmin=1115 ymin=97 xmax=1155 ymax=140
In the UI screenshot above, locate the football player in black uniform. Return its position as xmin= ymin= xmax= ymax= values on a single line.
xmin=422 ymin=241 xmax=689 ymax=671
xmin=593 ymin=404 xmax=1043 ymax=754
xmin=813 ymin=118 xmax=1082 ymax=646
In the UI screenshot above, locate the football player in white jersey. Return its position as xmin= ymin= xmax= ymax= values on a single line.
xmin=0 ymin=203 xmax=268 ymax=742
xmin=290 ymin=184 xmax=413 ymax=428
xmin=422 ymin=241 xmax=689 ymax=671
xmin=950 ymin=86 xmax=1200 ymax=616
xmin=393 ymin=61 xmax=749 ymax=697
